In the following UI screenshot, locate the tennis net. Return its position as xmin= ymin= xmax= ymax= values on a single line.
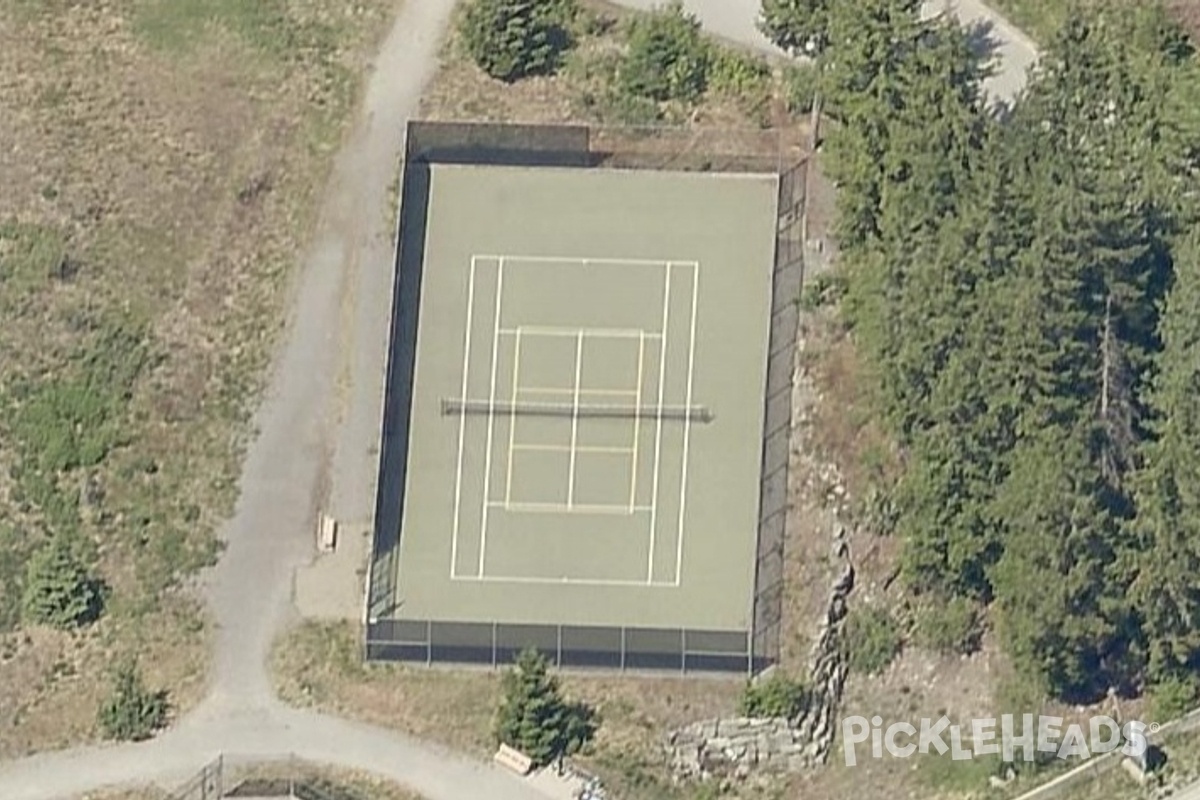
xmin=441 ymin=398 xmax=713 ymax=423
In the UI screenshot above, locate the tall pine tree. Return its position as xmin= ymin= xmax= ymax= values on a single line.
xmin=1129 ymin=229 xmax=1200 ymax=682
xmin=494 ymin=649 xmax=597 ymax=768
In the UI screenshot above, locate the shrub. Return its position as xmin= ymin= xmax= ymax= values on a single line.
xmin=573 ymin=7 xmax=616 ymax=37
xmin=9 ymin=315 xmax=148 ymax=475
xmin=21 ymin=531 xmax=104 ymax=628
xmin=495 ymin=648 xmax=599 ymax=767
xmin=97 ymin=660 xmax=169 ymax=741
xmin=459 ymin=0 xmax=577 ymax=82
xmin=707 ymin=46 xmax=770 ymax=98
xmin=842 ymin=606 xmax=901 ymax=675
xmin=618 ymin=1 xmax=710 ymax=104
xmin=739 ymin=671 xmax=808 ymax=718
xmin=1149 ymin=674 xmax=1200 ymax=722
xmin=785 ymin=63 xmax=819 ymax=115
xmin=800 ymin=270 xmax=848 ymax=310
xmin=914 ymin=596 xmax=983 ymax=655
xmin=581 ymin=86 xmax=664 ymax=125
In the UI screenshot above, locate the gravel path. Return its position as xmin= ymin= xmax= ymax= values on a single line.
xmin=0 ymin=0 xmax=1038 ymax=798
xmin=200 ymin=0 xmax=458 ymax=715
xmin=1 ymin=3 xmax=542 ymax=799
xmin=614 ymin=0 xmax=1037 ymax=103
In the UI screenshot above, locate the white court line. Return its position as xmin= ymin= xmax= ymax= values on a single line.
xmin=449 ymin=257 xmax=480 ymax=580
xmin=629 ymin=331 xmax=645 ymax=512
xmin=513 ymin=444 xmax=635 ymax=455
xmin=477 ymin=257 xmax=505 ymax=578
xmin=475 ymin=254 xmax=671 ymax=268
xmin=675 ymin=261 xmax=700 ymax=587
xmin=520 ymin=386 xmax=638 ymax=397
xmin=498 ymin=326 xmax=662 ymax=340
xmin=566 ymin=330 xmax=584 ymax=509
xmin=503 ymin=327 xmax=523 ymax=509
xmin=647 ymin=262 xmax=671 ymax=583
xmin=492 ymin=501 xmax=651 ymax=515
xmin=451 ymin=573 xmax=670 ymax=587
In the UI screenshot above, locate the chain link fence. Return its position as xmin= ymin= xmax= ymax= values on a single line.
xmin=366 ymin=120 xmax=809 ymax=673
xmin=166 ymin=755 xmax=403 ymax=800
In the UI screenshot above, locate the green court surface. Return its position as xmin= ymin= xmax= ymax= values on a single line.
xmin=395 ymin=163 xmax=778 ymax=633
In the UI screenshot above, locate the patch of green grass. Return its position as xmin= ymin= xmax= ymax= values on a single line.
xmin=4 ymin=311 xmax=150 ymax=537
xmin=10 ymin=318 xmax=148 ymax=474
xmin=0 ymin=525 xmax=30 ymax=632
xmin=131 ymin=0 xmax=357 ymax=140
xmin=133 ymin=0 xmax=310 ymax=57
xmin=914 ymin=750 xmax=1008 ymax=796
xmin=842 ymin=606 xmax=902 ymax=676
xmin=0 ymin=221 xmax=70 ymax=308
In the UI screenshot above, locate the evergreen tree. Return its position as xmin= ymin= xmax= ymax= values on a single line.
xmin=618 ymin=1 xmax=710 ymax=104
xmin=759 ymin=0 xmax=831 ymax=55
xmin=1129 ymin=229 xmax=1200 ymax=681
xmin=989 ymin=431 xmax=1122 ymax=698
xmin=808 ymin=0 xmax=1200 ymax=699
xmin=758 ymin=0 xmax=834 ymax=144
xmin=97 ymin=659 xmax=168 ymax=741
xmin=831 ymin=7 xmax=988 ymax=422
xmin=21 ymin=530 xmax=102 ymax=628
xmin=1013 ymin=3 xmax=1197 ymax=489
xmin=494 ymin=648 xmax=598 ymax=768
xmin=459 ymin=0 xmax=576 ymax=82
xmin=820 ymin=0 xmax=927 ymax=251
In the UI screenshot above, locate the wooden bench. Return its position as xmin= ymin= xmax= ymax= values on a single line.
xmin=317 ymin=514 xmax=338 ymax=552
xmin=493 ymin=743 xmax=533 ymax=776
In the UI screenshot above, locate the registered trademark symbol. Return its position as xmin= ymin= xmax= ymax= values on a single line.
xmin=1149 ymin=723 xmax=1161 ymax=734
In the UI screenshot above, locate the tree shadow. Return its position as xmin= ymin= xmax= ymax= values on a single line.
xmin=78 ymin=577 xmax=110 ymax=626
xmin=964 ymin=18 xmax=1002 ymax=63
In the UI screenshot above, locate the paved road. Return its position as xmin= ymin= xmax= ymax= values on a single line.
xmin=926 ymin=0 xmax=1038 ymax=103
xmin=0 ymin=0 xmax=1039 ymax=798
xmin=615 ymin=0 xmax=1038 ymax=104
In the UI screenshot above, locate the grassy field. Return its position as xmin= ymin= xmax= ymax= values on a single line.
xmin=0 ymin=0 xmax=396 ymax=756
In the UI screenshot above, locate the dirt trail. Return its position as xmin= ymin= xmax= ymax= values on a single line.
xmin=201 ymin=0 xmax=458 ymax=714
xmin=0 ymin=2 xmax=541 ymax=798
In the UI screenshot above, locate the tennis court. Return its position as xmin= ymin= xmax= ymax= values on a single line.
xmin=448 ymin=253 xmax=702 ymax=587
xmin=372 ymin=146 xmax=785 ymax=670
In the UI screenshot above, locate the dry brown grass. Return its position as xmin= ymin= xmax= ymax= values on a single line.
xmin=272 ymin=621 xmax=751 ymax=799
xmin=76 ymin=790 xmax=167 ymax=800
xmin=221 ymin=759 xmax=426 ymax=800
xmin=0 ymin=0 xmax=396 ymax=756
xmin=1167 ymin=0 xmax=1200 ymax=39
xmin=71 ymin=760 xmax=424 ymax=800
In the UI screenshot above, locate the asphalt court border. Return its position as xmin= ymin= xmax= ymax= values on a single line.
xmin=448 ymin=255 xmax=700 ymax=587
